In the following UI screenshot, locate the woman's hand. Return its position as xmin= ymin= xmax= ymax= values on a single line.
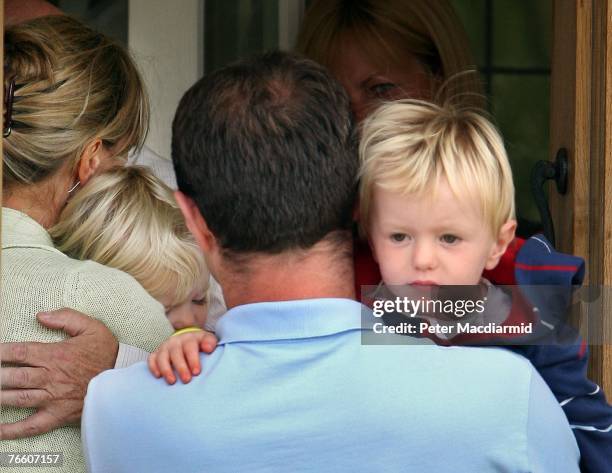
xmin=148 ymin=330 xmax=218 ymax=385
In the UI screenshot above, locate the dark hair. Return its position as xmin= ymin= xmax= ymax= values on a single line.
xmin=172 ymin=51 xmax=358 ymax=254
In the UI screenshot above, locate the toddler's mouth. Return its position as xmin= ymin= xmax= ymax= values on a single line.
xmin=410 ymin=280 xmax=439 ymax=287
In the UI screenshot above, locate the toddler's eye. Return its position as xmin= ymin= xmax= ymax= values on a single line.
xmin=192 ymin=297 xmax=207 ymax=306
xmin=441 ymin=234 xmax=460 ymax=244
xmin=391 ymin=233 xmax=407 ymax=242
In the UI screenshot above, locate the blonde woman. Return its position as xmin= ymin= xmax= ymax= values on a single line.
xmin=1 ymin=16 xmax=176 ymax=472
xmin=296 ymin=0 xmax=484 ymax=122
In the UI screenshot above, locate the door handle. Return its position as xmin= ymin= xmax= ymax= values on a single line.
xmin=530 ymin=148 xmax=568 ymax=248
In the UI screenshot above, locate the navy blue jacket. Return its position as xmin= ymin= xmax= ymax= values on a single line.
xmin=508 ymin=235 xmax=611 ymax=473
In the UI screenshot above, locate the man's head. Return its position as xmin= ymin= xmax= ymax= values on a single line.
xmin=358 ymin=99 xmax=516 ymax=286
xmin=172 ymin=51 xmax=357 ymax=270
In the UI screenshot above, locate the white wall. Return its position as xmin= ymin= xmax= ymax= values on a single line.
xmin=128 ymin=0 xmax=204 ymax=160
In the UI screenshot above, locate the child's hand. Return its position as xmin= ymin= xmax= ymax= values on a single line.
xmin=148 ymin=329 xmax=218 ymax=385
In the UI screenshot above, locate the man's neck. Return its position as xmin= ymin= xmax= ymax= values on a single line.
xmin=216 ymin=238 xmax=356 ymax=309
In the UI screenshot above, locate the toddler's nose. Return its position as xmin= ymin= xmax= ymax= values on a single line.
xmin=412 ymin=240 xmax=437 ymax=271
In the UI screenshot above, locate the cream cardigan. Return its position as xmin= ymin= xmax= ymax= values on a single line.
xmin=1 ymin=207 xmax=173 ymax=472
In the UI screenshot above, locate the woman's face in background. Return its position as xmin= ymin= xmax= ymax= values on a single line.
xmin=329 ymin=33 xmax=434 ymax=123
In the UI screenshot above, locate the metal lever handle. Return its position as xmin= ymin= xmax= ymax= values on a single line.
xmin=530 ymin=148 xmax=568 ymax=248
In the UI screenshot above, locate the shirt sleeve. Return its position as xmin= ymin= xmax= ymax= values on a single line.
xmin=544 ymin=343 xmax=612 ymax=473
xmin=82 ymin=364 xmax=161 ymax=473
xmin=509 ymin=342 xmax=612 ymax=473
xmin=526 ymin=368 xmax=581 ymax=472
xmin=114 ymin=343 xmax=150 ymax=368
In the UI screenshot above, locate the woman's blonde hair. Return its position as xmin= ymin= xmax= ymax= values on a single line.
xmin=296 ymin=0 xmax=484 ymax=108
xmin=3 ymin=15 xmax=149 ymax=187
xmin=359 ymin=100 xmax=515 ymax=236
xmin=50 ymin=166 xmax=207 ymax=307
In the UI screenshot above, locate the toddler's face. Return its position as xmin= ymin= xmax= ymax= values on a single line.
xmin=161 ymin=276 xmax=209 ymax=330
xmin=368 ymin=179 xmax=511 ymax=287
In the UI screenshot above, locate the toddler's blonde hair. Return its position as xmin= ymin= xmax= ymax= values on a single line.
xmin=51 ymin=166 xmax=207 ymax=307
xmin=359 ymin=99 xmax=515 ymax=236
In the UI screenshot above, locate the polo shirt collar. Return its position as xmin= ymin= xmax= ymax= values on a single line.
xmin=216 ymin=298 xmax=371 ymax=345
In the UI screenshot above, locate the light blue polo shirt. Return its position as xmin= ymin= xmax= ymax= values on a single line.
xmin=82 ymin=298 xmax=579 ymax=472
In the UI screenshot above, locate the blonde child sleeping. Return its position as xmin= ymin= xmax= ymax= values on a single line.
xmin=50 ymin=165 xmax=212 ymax=383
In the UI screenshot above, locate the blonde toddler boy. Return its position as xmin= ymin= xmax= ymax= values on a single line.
xmin=358 ymin=99 xmax=611 ymax=473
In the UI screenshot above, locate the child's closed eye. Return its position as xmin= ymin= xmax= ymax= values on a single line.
xmin=192 ymin=296 xmax=207 ymax=306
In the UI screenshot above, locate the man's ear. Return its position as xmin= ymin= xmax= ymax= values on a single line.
xmin=77 ymin=139 xmax=104 ymax=185
xmin=174 ymin=191 xmax=217 ymax=253
xmin=485 ymin=219 xmax=517 ymax=270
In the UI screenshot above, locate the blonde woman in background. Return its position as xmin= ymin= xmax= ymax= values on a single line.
xmin=296 ymin=0 xmax=484 ymax=123
xmin=1 ymin=16 xmax=175 ymax=472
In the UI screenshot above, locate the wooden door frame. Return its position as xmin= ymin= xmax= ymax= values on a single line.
xmin=550 ymin=0 xmax=612 ymax=396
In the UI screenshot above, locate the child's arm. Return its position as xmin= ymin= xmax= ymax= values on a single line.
xmin=506 ymin=235 xmax=611 ymax=472
xmin=508 ymin=342 xmax=612 ymax=473
xmin=148 ymin=328 xmax=218 ymax=384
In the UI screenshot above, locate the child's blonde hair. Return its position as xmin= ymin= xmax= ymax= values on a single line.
xmin=359 ymin=99 xmax=515 ymax=236
xmin=51 ymin=166 xmax=207 ymax=307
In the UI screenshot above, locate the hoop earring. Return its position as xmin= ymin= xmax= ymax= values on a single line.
xmin=68 ymin=181 xmax=81 ymax=194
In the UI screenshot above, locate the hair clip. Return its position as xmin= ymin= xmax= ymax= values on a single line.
xmin=4 ymin=78 xmax=16 ymax=137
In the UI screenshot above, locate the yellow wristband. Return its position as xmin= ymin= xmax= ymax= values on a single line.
xmin=172 ymin=326 xmax=204 ymax=337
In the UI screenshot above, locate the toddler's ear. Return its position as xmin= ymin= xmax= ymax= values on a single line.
xmin=485 ymin=219 xmax=517 ymax=270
